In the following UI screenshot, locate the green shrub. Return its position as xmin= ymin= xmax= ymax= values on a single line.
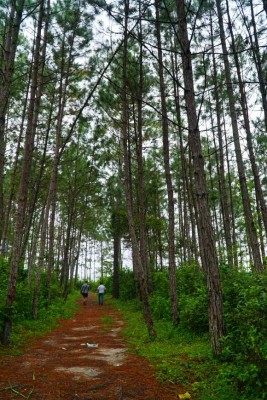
xmin=176 ymin=263 xmax=205 ymax=295
xmin=118 ymin=269 xmax=137 ymax=300
xmin=220 ymin=268 xmax=267 ymax=398
xmin=150 ymin=294 xmax=172 ymax=320
xmin=179 ymin=287 xmax=209 ymax=333
xmin=152 ymin=270 xmax=170 ymax=297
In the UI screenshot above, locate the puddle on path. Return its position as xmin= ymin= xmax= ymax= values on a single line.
xmin=63 ymin=335 xmax=90 ymax=340
xmin=72 ymin=325 xmax=100 ymax=331
xmin=55 ymin=366 xmax=101 ymax=380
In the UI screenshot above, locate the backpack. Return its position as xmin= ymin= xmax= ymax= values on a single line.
xmin=81 ymin=284 xmax=89 ymax=294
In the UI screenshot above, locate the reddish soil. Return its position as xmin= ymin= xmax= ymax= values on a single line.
xmin=0 ymin=295 xmax=183 ymax=399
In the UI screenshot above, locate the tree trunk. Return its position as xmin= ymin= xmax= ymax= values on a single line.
xmin=32 ymin=205 xmax=46 ymax=319
xmin=210 ymin=15 xmax=234 ymax=267
xmin=2 ymin=0 xmax=44 ymax=345
xmin=113 ymin=219 xmax=120 ymax=299
xmin=135 ymin=12 xmax=153 ymax=292
xmin=176 ymin=0 xmax=225 ymax=353
xmin=1 ymin=63 xmax=31 ymax=256
xmin=226 ymin=0 xmax=267 ymax=242
xmin=155 ymin=0 xmax=179 ymax=326
xmin=216 ymin=0 xmax=263 ymax=272
xmin=122 ymin=0 xmax=156 ymax=339
xmin=0 ymin=0 xmax=25 ymax=244
xmin=224 ymin=124 xmax=238 ymax=268
xmin=171 ymin=49 xmax=192 ymax=265
xmin=244 ymin=0 xmax=267 ymax=131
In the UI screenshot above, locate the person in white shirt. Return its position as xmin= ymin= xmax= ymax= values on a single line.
xmin=97 ymin=282 xmax=106 ymax=305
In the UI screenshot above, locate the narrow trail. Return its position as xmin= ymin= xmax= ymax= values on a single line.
xmin=0 ymin=295 xmax=183 ymax=399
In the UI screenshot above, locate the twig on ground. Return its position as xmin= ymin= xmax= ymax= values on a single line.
xmin=0 ymin=383 xmax=19 ymax=391
xmin=26 ymin=387 xmax=34 ymax=399
xmin=118 ymin=386 xmax=124 ymax=400
xmin=1 ymin=382 xmax=35 ymax=399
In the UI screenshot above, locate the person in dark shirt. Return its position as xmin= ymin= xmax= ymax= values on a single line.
xmin=80 ymin=281 xmax=90 ymax=305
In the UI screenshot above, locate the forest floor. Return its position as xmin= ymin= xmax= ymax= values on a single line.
xmin=0 ymin=294 xmax=184 ymax=399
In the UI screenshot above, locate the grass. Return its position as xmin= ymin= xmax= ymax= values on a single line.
xmin=101 ymin=316 xmax=114 ymax=332
xmin=0 ymin=291 xmax=80 ymax=356
xmin=111 ymin=298 xmax=242 ymax=400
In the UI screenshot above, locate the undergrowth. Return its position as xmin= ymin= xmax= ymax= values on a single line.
xmin=112 ymin=298 xmax=241 ymax=400
xmin=108 ymin=265 xmax=267 ymax=400
xmin=0 ymin=290 xmax=80 ymax=355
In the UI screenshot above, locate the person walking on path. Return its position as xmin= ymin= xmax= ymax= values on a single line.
xmin=97 ymin=282 xmax=106 ymax=305
xmin=80 ymin=281 xmax=90 ymax=305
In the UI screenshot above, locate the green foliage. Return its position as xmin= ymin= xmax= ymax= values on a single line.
xmin=0 ymin=257 xmax=79 ymax=351
xmin=0 ymin=290 xmax=79 ymax=354
xmin=115 ymin=269 xmax=137 ymax=300
xmin=220 ymin=267 xmax=267 ymax=398
xmin=149 ymin=266 xmax=208 ymax=333
xmin=111 ymin=265 xmax=267 ymax=399
xmin=179 ymin=287 xmax=209 ymax=333
xmin=152 ymin=270 xmax=170 ymax=296
xmin=150 ymin=295 xmax=172 ymax=320
xmin=112 ymin=298 xmax=240 ymax=400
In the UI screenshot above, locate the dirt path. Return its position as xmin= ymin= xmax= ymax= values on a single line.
xmin=0 ymin=295 xmax=182 ymax=399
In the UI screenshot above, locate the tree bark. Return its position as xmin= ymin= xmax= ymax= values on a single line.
xmin=226 ymin=0 xmax=267 ymax=242
xmin=122 ymin=0 xmax=156 ymax=339
xmin=176 ymin=0 xmax=225 ymax=353
xmin=2 ymin=0 xmax=44 ymax=345
xmin=135 ymin=11 xmax=153 ymax=293
xmin=210 ymin=15 xmax=234 ymax=267
xmin=0 ymin=0 xmax=25 ymax=244
xmin=155 ymin=0 xmax=179 ymax=326
xmin=216 ymin=0 xmax=263 ymax=272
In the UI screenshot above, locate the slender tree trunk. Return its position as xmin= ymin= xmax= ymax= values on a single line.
xmin=242 ymin=0 xmax=267 ymax=131
xmin=223 ymin=123 xmax=238 ymax=268
xmin=2 ymin=0 xmax=44 ymax=345
xmin=27 ymin=212 xmax=41 ymax=286
xmin=135 ymin=12 xmax=153 ymax=293
xmin=262 ymin=0 xmax=267 ymax=17
xmin=46 ymin=11 xmax=80 ymax=291
xmin=20 ymin=1 xmax=51 ymax=261
xmin=1 ymin=63 xmax=31 ymax=255
xmin=155 ymin=0 xmax=179 ymax=326
xmin=122 ymin=0 xmax=156 ymax=339
xmin=216 ymin=0 xmax=263 ymax=272
xmin=226 ymin=0 xmax=267 ymax=242
xmin=32 ymin=205 xmax=46 ymax=319
xmin=176 ymin=0 xmax=225 ymax=353
xmin=113 ymin=216 xmax=120 ymax=298
xmin=62 ymin=204 xmax=75 ymax=297
xmin=210 ymin=16 xmax=234 ymax=267
xmin=171 ymin=49 xmax=191 ymax=265
xmin=0 ymin=0 xmax=25 ymax=243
